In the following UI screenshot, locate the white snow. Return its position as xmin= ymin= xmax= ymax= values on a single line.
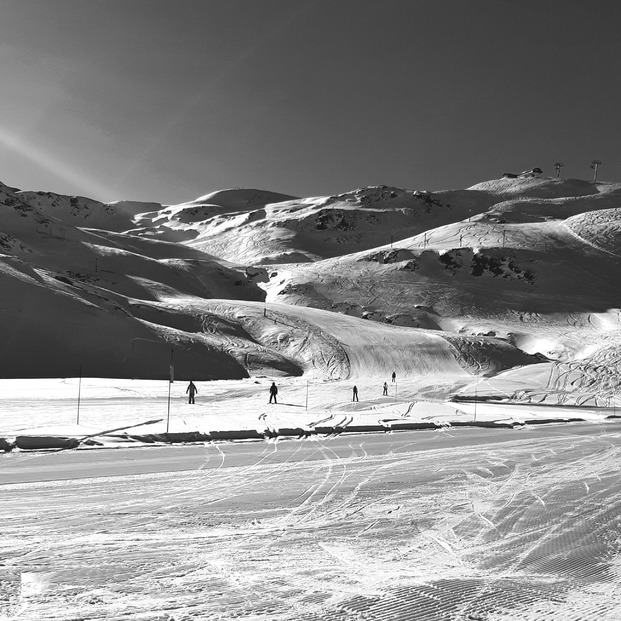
xmin=3 ymin=414 xmax=621 ymax=620
xmin=2 ymin=175 xmax=621 ymax=619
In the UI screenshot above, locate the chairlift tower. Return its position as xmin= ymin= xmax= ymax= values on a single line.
xmin=591 ymin=160 xmax=602 ymax=183
xmin=554 ymin=162 xmax=564 ymax=178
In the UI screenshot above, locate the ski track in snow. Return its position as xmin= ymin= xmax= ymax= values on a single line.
xmin=3 ymin=430 xmax=621 ymax=620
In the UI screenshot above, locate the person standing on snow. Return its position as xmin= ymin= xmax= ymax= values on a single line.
xmin=383 ymin=382 xmax=388 ymax=396
xmin=391 ymin=371 xmax=396 ymax=383
xmin=352 ymin=385 xmax=359 ymax=402
xmin=186 ymin=381 xmax=198 ymax=404
xmin=269 ymin=382 xmax=278 ymax=404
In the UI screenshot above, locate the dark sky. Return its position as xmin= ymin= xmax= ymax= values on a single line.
xmin=1 ymin=0 xmax=619 ymax=204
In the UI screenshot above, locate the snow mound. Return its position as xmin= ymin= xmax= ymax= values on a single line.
xmin=565 ymin=208 xmax=621 ymax=256
xmin=182 ymin=188 xmax=298 ymax=211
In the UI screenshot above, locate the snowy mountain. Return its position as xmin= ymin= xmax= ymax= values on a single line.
xmin=1 ymin=176 xmax=619 ymax=404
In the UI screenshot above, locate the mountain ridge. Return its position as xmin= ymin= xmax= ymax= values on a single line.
xmin=1 ymin=175 xmax=619 ymax=406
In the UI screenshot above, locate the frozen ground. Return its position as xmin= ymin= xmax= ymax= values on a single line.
xmin=0 ymin=376 xmax=617 ymax=444
xmin=3 ymin=378 xmax=621 ymax=619
xmin=3 ymin=423 xmax=621 ymax=620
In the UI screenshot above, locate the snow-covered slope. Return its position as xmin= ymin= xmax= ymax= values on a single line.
xmin=129 ymin=186 xmax=499 ymax=264
xmin=0 ymin=183 xmax=267 ymax=378
xmin=260 ymin=180 xmax=621 ymax=363
xmin=17 ymin=190 xmax=161 ymax=232
xmin=1 ymin=176 xmax=620 ymax=404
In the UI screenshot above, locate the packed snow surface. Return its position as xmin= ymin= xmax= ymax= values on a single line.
xmin=3 ymin=414 xmax=621 ymax=620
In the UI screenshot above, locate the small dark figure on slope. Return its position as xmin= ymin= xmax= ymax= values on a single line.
xmin=186 ymin=381 xmax=198 ymax=404
xmin=269 ymin=382 xmax=278 ymax=404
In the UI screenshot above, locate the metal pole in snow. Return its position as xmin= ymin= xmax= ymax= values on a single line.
xmin=77 ymin=366 xmax=82 ymax=425
xmin=474 ymin=375 xmax=478 ymax=422
xmin=306 ymin=380 xmax=309 ymax=411
xmin=166 ymin=349 xmax=174 ymax=434
xmin=166 ymin=382 xmax=172 ymax=433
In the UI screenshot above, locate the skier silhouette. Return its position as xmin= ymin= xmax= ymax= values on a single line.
xmin=391 ymin=371 xmax=396 ymax=383
xmin=186 ymin=381 xmax=198 ymax=404
xmin=383 ymin=382 xmax=388 ymax=396
xmin=352 ymin=385 xmax=359 ymax=402
xmin=269 ymin=382 xmax=278 ymax=404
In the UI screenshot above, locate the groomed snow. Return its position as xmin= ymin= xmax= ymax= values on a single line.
xmin=3 ymin=416 xmax=621 ymax=620
xmin=0 ymin=374 xmax=617 ymax=448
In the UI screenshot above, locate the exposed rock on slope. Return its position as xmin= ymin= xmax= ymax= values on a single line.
xmin=133 ymin=186 xmax=500 ymax=264
xmin=17 ymin=189 xmax=161 ymax=232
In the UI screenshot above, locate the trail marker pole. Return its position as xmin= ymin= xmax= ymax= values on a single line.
xmin=166 ymin=349 xmax=174 ymax=433
xmin=591 ymin=160 xmax=602 ymax=182
xmin=394 ymin=381 xmax=397 ymax=403
xmin=166 ymin=381 xmax=172 ymax=433
xmin=474 ymin=375 xmax=478 ymax=422
xmin=306 ymin=380 xmax=309 ymax=411
xmin=76 ymin=366 xmax=82 ymax=425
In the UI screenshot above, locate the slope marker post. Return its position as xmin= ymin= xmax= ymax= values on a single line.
xmin=76 ymin=366 xmax=82 ymax=425
xmin=166 ymin=348 xmax=174 ymax=434
xmin=474 ymin=374 xmax=478 ymax=423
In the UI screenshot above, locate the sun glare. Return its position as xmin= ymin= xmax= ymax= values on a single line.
xmin=0 ymin=125 xmax=113 ymax=201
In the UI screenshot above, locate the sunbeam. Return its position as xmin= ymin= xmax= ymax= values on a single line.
xmin=0 ymin=125 xmax=115 ymax=201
